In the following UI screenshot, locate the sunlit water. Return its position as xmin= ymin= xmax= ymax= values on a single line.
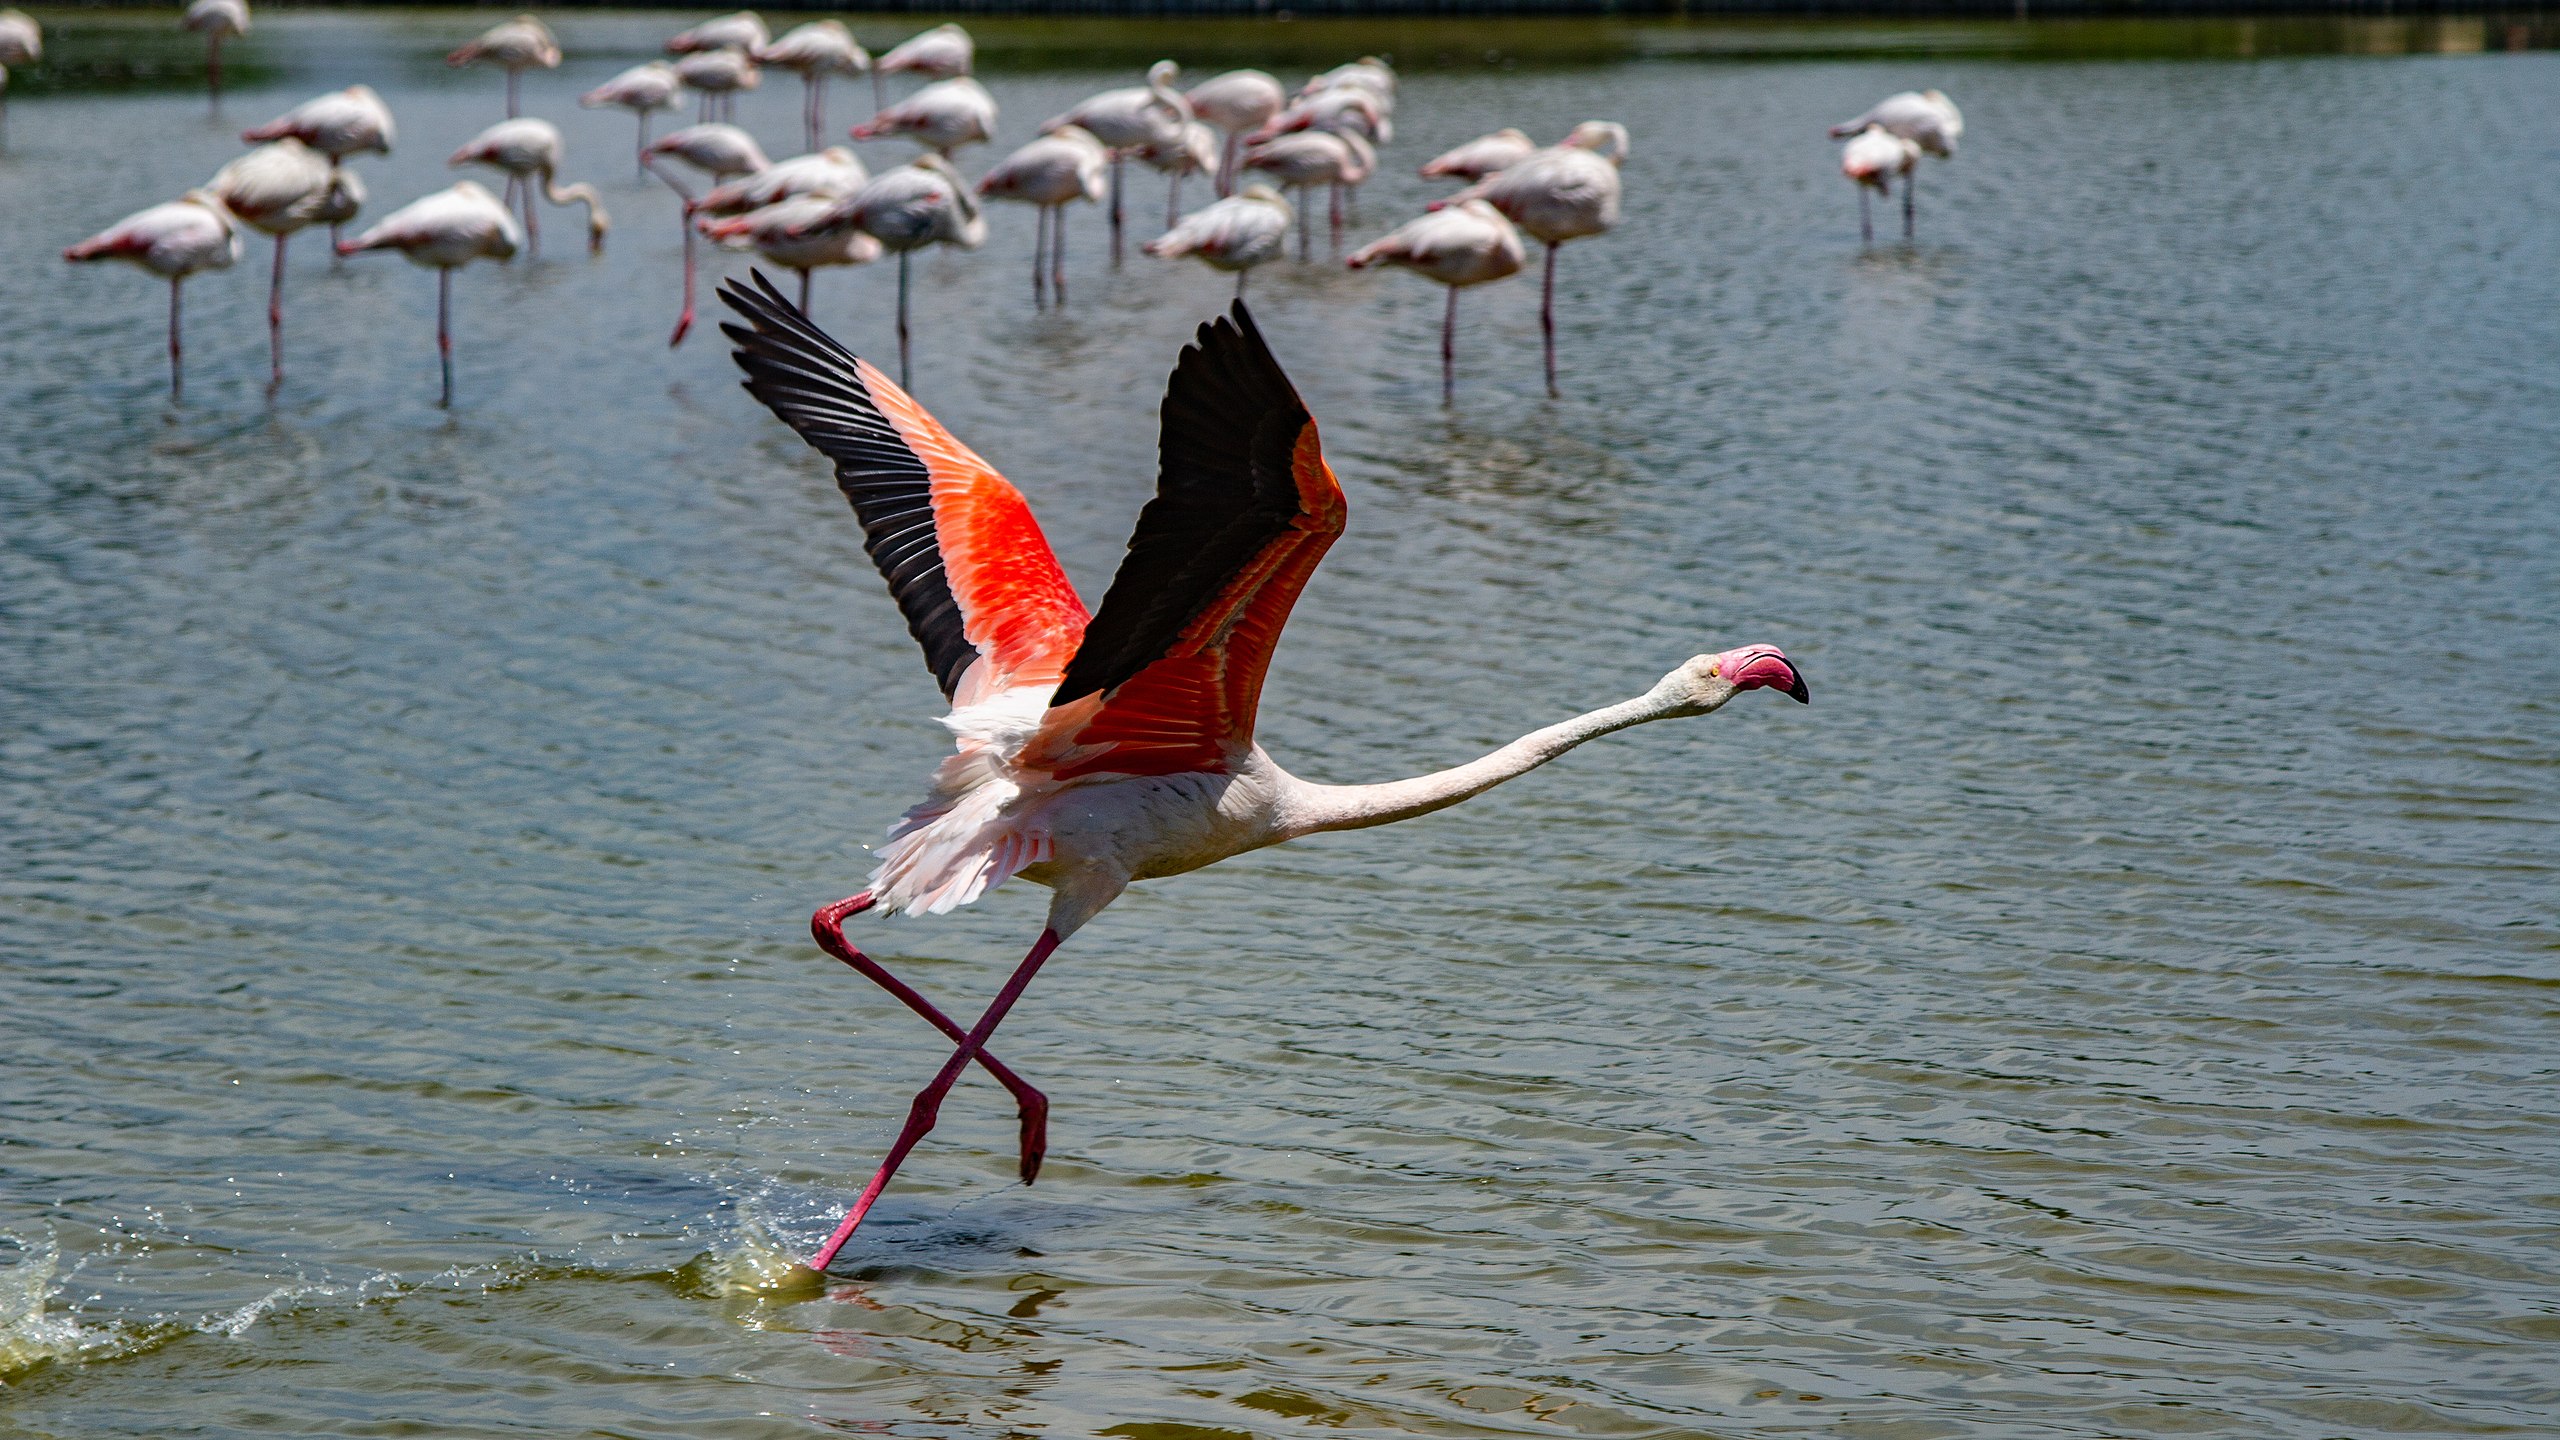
xmin=3 ymin=12 xmax=2556 ymax=1437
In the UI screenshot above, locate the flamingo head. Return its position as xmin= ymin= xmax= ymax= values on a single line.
xmin=1655 ymin=645 xmax=1810 ymax=716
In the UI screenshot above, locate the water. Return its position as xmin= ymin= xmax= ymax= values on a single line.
xmin=4 ymin=12 xmax=2557 ymax=1437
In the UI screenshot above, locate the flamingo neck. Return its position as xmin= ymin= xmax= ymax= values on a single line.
xmin=1280 ymin=690 xmax=1678 ymax=838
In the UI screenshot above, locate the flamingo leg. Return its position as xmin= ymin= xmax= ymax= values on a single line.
xmin=506 ymin=68 xmax=520 ymax=120
xmin=810 ymin=894 xmax=1050 ymax=1185
xmin=522 ymin=177 xmax=540 ymax=260
xmin=267 ymin=232 xmax=288 ymax=392
xmin=1032 ymin=204 xmax=1049 ymax=307
xmin=329 ymin=158 xmax=345 ymax=258
xmin=1541 ymin=240 xmax=1560 ymax=400
xmin=797 ymin=267 xmax=813 ymax=314
xmin=895 ymin=249 xmax=911 ymax=388
xmin=1860 ymin=187 xmax=1873 ymax=247
xmin=805 ymin=74 xmax=823 ymax=154
xmin=1234 ymin=267 xmax=1247 ymax=301
xmin=1296 ymin=186 xmax=1310 ymax=262
xmin=806 ymin=927 xmax=1065 ymax=1273
xmin=1329 ymin=182 xmax=1342 ymax=256
xmin=1166 ymin=170 xmax=1181 ymax=231
xmin=636 ymin=111 xmax=651 ymax=180
xmin=1109 ymin=154 xmax=1124 ymax=267
xmin=436 ymin=266 xmax=454 ymax=409
xmin=673 ymin=211 xmax=696 ymax=346
xmin=870 ymin=67 xmax=883 ymax=115
xmin=206 ymin=33 xmax=223 ymax=106
xmin=1052 ymin=206 xmax=1068 ymax=303
xmin=167 ymin=276 xmax=185 ymax=401
xmin=1441 ymin=283 xmax=1457 ymax=407
xmin=1219 ymin=132 xmax=1238 ymax=198
xmin=1903 ymin=169 xmax=1917 ymax=241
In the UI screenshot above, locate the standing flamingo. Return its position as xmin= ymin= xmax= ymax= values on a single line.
xmin=0 ymin=8 xmax=37 ymax=147
xmin=1347 ymin=199 xmax=1525 ymax=405
xmin=714 ymin=275 xmax=1808 ymax=1273
xmin=446 ymin=14 xmax=559 ymax=119
xmin=337 ymin=182 xmax=521 ymax=409
xmin=1300 ymin=56 xmax=1395 ymax=106
xmin=1240 ymin=129 xmax=1372 ymax=260
xmin=1839 ymin=125 xmax=1919 ymax=246
xmin=581 ymin=61 xmax=683 ymax=179
xmin=1435 ymin=121 xmax=1626 ymax=399
xmin=1042 ymin=60 xmax=1188 ymax=266
xmin=873 ymin=21 xmax=970 ymax=110
xmin=976 ymin=126 xmax=1105 ymax=307
xmin=643 ymin=122 xmax=770 ymax=346
xmin=853 ymin=75 xmax=996 ymax=160
xmin=1257 ymin=85 xmax=1389 ymax=148
xmin=1143 ymin=184 xmax=1291 ymax=299
xmin=1828 ymin=90 xmax=1961 ymax=240
xmin=64 ymin=190 xmax=241 ymax=400
xmin=756 ymin=20 xmax=869 ymax=153
xmin=450 ymin=118 xmax=609 ymax=259
xmin=1184 ymin=68 xmax=1283 ymax=197
xmin=1420 ymin=127 xmax=1534 ymax=183
xmin=208 ymin=137 xmax=332 ymax=390
xmin=667 ymin=10 xmax=767 ymax=56
xmin=807 ymin=154 xmax=983 ymax=387
xmin=700 ymin=195 xmax=879 ymax=312
xmin=177 ymin=0 xmax=246 ymax=106
xmin=673 ymin=47 xmax=757 ymax=124
xmin=241 ymin=85 xmax=394 ymax=253
xmin=1137 ymin=120 xmax=1221 ymax=231
xmin=698 ymin=146 xmax=865 ymax=217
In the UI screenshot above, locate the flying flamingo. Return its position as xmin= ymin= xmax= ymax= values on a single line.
xmin=64 ymin=190 xmax=241 ymax=400
xmin=853 ymin=74 xmax=996 ymax=161
xmin=446 ymin=14 xmax=559 ymax=119
xmin=1434 ymin=121 xmax=1626 ymax=398
xmin=177 ymin=0 xmax=246 ymax=106
xmin=714 ymin=275 xmax=1808 ymax=1273
xmin=976 ymin=126 xmax=1105 ymax=307
xmin=208 ymin=137 xmax=333 ymax=390
xmin=1042 ymin=60 xmax=1188 ymax=266
xmin=1348 ymin=199 xmax=1526 ymax=405
xmin=1240 ymin=129 xmax=1372 ymax=260
xmin=643 ymin=122 xmax=770 ymax=346
xmin=338 ymin=181 xmax=521 ymax=409
xmin=0 ymin=8 xmax=37 ymax=147
xmin=1839 ymin=124 xmax=1919 ymax=246
xmin=1143 ymin=184 xmax=1291 ymax=299
xmin=666 ymin=10 xmax=767 ymax=56
xmin=449 ymin=118 xmax=610 ymax=259
xmin=802 ymin=154 xmax=983 ymax=387
xmin=700 ymin=195 xmax=879 ymax=312
xmin=581 ymin=61 xmax=683 ymax=178
xmin=1828 ymin=90 xmax=1961 ymax=240
xmin=1420 ymin=127 xmax=1534 ymax=183
xmin=873 ymin=21 xmax=971 ymax=110
xmin=1184 ymin=68 xmax=1282 ymax=197
xmin=241 ymin=85 xmax=394 ymax=252
xmin=673 ymin=47 xmax=757 ymax=124
xmin=756 ymin=20 xmax=869 ymax=153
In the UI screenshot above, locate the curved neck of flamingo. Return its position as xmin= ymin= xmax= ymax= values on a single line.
xmin=1283 ymin=690 xmax=1676 ymax=837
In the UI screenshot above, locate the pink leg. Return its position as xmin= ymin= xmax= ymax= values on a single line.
xmin=809 ymin=894 xmax=1048 ymax=1184
xmin=807 ymin=928 xmax=1066 ymax=1272
xmin=672 ymin=205 xmax=697 ymax=347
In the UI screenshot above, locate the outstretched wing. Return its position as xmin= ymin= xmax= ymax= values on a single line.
xmin=720 ymin=273 xmax=1089 ymax=703
xmin=1023 ymin=302 xmax=1344 ymax=781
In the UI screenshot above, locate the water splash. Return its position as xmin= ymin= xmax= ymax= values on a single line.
xmin=678 ymin=1197 xmax=824 ymax=1301
xmin=0 ymin=1235 xmax=128 ymax=1381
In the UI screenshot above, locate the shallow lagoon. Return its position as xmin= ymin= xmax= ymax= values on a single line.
xmin=2 ymin=11 xmax=2556 ymax=1437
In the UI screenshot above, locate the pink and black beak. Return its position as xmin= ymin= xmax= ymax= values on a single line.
xmin=1716 ymin=644 xmax=1810 ymax=704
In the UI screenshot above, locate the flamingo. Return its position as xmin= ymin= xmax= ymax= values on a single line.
xmin=1042 ymin=60 xmax=1188 ymax=266
xmin=0 ymin=8 xmax=36 ymax=147
xmin=580 ymin=61 xmax=683 ymax=178
xmin=853 ymin=75 xmax=996 ymax=160
xmin=446 ymin=14 xmax=560 ymax=119
xmin=64 ymin=190 xmax=241 ymax=400
xmin=1240 ymin=129 xmax=1372 ymax=260
xmin=1434 ymin=121 xmax=1626 ymax=399
xmin=337 ymin=181 xmax=521 ymax=409
xmin=1257 ymin=85 xmax=1389 ymax=148
xmin=1143 ymin=184 xmax=1291 ymax=299
xmin=177 ymin=0 xmax=246 ymax=105
xmin=803 ymin=154 xmax=983 ymax=387
xmin=1828 ymin=90 xmax=1961 ymax=240
xmin=1300 ymin=56 xmax=1394 ymax=106
xmin=1347 ymin=199 xmax=1525 ymax=406
xmin=874 ymin=21 xmax=971 ymax=109
xmin=643 ymin=122 xmax=770 ymax=346
xmin=713 ymin=275 xmax=1808 ymax=1273
xmin=207 ymin=137 xmax=332 ymax=389
xmin=666 ymin=10 xmax=767 ymax=55
xmin=1839 ymin=124 xmax=1919 ymax=246
xmin=674 ymin=47 xmax=757 ymax=124
xmin=700 ymin=195 xmax=879 ymax=312
xmin=1183 ymin=68 xmax=1283 ymax=197
xmin=1420 ymin=127 xmax=1533 ymax=183
xmin=698 ymin=146 xmax=866 ymax=216
xmin=756 ymin=20 xmax=869 ymax=153
xmin=449 ymin=118 xmax=610 ymax=259
xmin=1136 ymin=120 xmax=1220 ymax=232
xmin=241 ymin=85 xmax=393 ymax=252
xmin=691 ymin=145 xmax=870 ymax=311
xmin=976 ymin=126 xmax=1105 ymax=307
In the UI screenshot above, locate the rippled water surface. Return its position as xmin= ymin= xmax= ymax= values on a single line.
xmin=4 ymin=12 xmax=2558 ymax=1437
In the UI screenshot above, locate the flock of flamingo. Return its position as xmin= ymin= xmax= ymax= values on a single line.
xmin=22 ymin=6 xmax=1965 ymax=408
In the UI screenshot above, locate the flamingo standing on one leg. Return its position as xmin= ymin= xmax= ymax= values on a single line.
xmin=446 ymin=14 xmax=560 ymax=120
xmin=337 ymin=181 xmax=521 ymax=409
xmin=207 ymin=137 xmax=332 ymax=390
xmin=1419 ymin=127 xmax=1534 ymax=184
xmin=1828 ymin=90 xmax=1961 ymax=241
xmin=803 ymin=154 xmax=983 ymax=386
xmin=714 ymin=275 xmax=1808 ymax=1274
xmin=64 ymin=190 xmax=242 ymax=400
xmin=1240 ymin=130 xmax=1371 ymax=261
xmin=700 ymin=194 xmax=880 ymax=313
xmin=450 ymin=118 xmax=610 ymax=259
xmin=242 ymin=85 xmax=393 ymax=253
xmin=692 ymin=145 xmax=868 ymax=312
xmin=1435 ymin=121 xmax=1627 ymax=399
xmin=1143 ymin=184 xmax=1291 ymax=300
xmin=674 ymin=47 xmax=757 ymax=125
xmin=0 ymin=8 xmax=38 ymax=147
xmin=872 ymin=22 xmax=971 ymax=112
xmin=1348 ymin=199 xmax=1526 ymax=406
xmin=756 ymin=20 xmax=869 ymax=154
xmin=582 ymin=62 xmax=684 ymax=180
xmin=1184 ymin=68 xmax=1283 ymax=198
xmin=178 ymin=0 xmax=247 ymax=107
xmin=1042 ymin=60 xmax=1188 ymax=267
xmin=976 ymin=126 xmax=1105 ymax=307
xmin=1839 ymin=124 xmax=1919 ymax=247
xmin=643 ymin=122 xmax=770 ymax=346
xmin=1136 ymin=120 xmax=1220 ymax=233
